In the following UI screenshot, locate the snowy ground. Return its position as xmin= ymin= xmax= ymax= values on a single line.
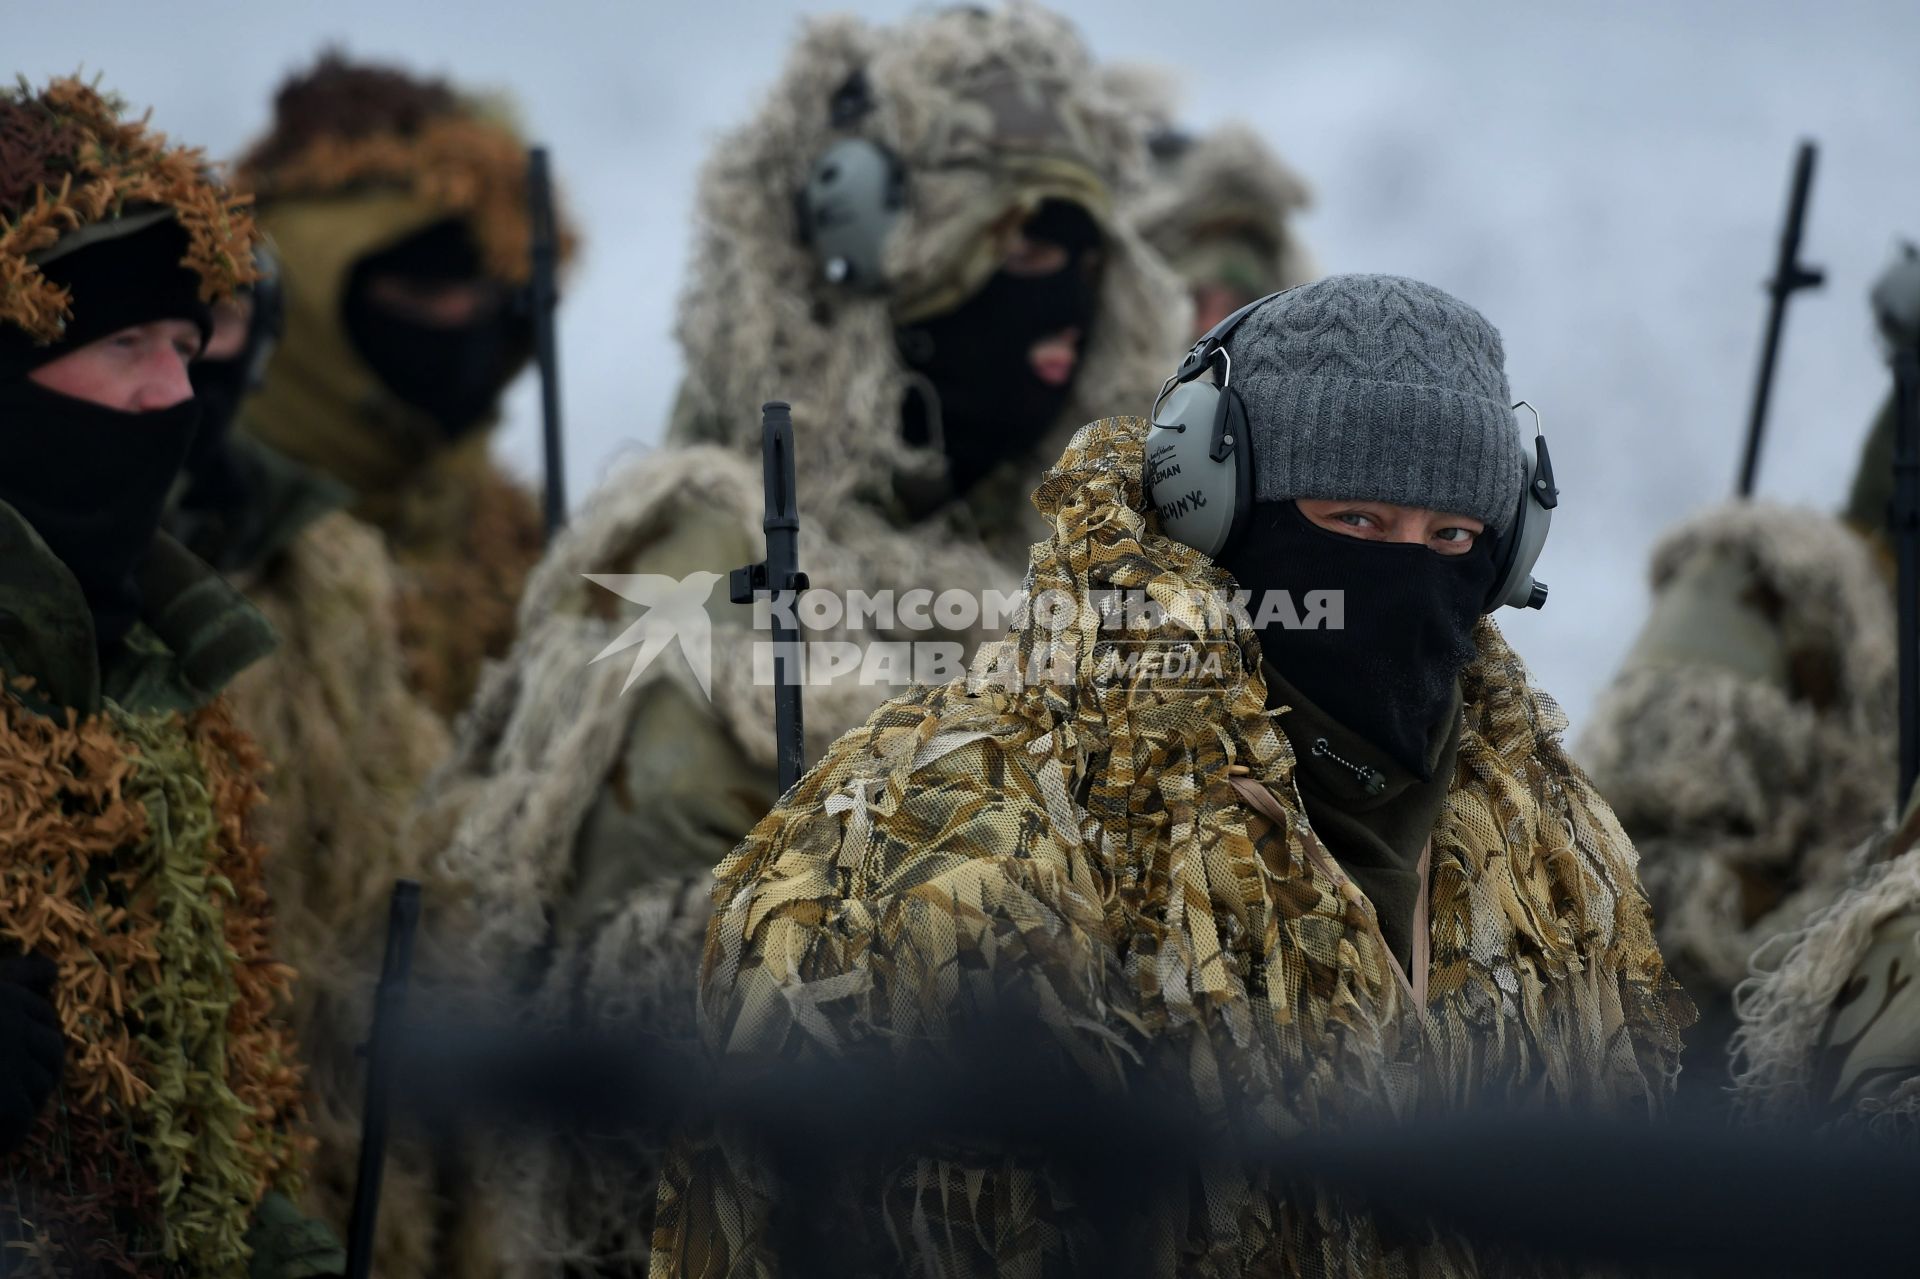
xmin=18 ymin=0 xmax=1920 ymax=733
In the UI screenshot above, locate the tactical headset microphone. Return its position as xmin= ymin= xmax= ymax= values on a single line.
xmin=1143 ymin=291 xmax=1559 ymax=613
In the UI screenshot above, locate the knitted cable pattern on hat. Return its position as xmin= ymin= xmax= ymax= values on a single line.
xmin=1225 ymin=273 xmax=1525 ymax=531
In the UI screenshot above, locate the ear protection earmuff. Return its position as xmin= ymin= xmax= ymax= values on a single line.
xmin=243 ymin=239 xmax=285 ymax=389
xmin=1144 ymin=291 xmax=1560 ymax=613
xmin=1488 ymin=401 xmax=1557 ymax=611
xmin=793 ymin=69 xmax=907 ymax=290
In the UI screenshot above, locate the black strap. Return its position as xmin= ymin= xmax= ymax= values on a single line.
xmin=1174 ymin=287 xmax=1296 ymax=385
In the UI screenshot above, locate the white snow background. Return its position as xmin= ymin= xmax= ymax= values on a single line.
xmin=17 ymin=0 xmax=1920 ymax=733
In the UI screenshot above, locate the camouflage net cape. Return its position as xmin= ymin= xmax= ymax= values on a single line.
xmin=0 ymin=689 xmax=309 ymax=1278
xmin=650 ymin=417 xmax=1689 ymax=1277
xmin=0 ymin=76 xmax=258 ymax=342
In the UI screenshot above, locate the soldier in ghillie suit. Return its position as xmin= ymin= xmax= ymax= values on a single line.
xmin=417 ymin=5 xmax=1189 ymax=1270
xmin=1106 ymin=65 xmax=1318 ymax=337
xmin=0 ymin=75 xmax=340 ymax=1277
xmin=1577 ymin=504 xmax=1896 ymax=1088
xmin=161 ymin=244 xmax=466 ymax=1276
xmin=154 ymin=52 xmax=549 ymax=1275
xmin=1579 ymin=269 xmax=1903 ymax=1091
xmin=1723 ymin=250 xmax=1920 ymax=1141
xmin=648 ymin=276 xmax=1689 ymax=1276
xmin=234 ymin=50 xmax=572 ymax=721
xmin=1729 ymin=801 xmax=1920 ymax=1141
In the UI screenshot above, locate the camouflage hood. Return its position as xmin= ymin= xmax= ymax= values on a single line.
xmin=0 ymin=76 xmax=259 ymax=362
xmin=669 ymin=3 xmax=1188 ymax=561
xmin=235 ymin=52 xmax=575 ymax=505
xmin=1134 ymin=122 xmax=1317 ymax=301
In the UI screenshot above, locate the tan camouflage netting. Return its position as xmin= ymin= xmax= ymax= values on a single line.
xmin=649 ymin=417 xmax=1690 ymax=1277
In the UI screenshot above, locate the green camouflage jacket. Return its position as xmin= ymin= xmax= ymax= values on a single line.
xmin=166 ymin=429 xmax=351 ymax=582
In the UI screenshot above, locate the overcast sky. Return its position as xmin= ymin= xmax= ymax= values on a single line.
xmin=18 ymin=0 xmax=1920 ymax=732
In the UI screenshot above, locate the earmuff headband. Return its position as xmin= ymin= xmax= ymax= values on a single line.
xmin=1146 ymin=291 xmax=1558 ymax=613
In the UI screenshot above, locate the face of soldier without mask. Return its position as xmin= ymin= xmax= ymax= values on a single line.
xmin=1220 ymin=496 xmax=1496 ymax=781
xmin=896 ymin=199 xmax=1105 ymax=498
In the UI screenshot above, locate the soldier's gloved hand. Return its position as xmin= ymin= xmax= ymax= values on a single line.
xmin=0 ymin=953 xmax=65 ymax=1155
xmin=245 ymin=1190 xmax=346 ymax=1279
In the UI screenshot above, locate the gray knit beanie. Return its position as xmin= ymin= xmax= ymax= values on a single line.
xmin=1221 ymin=273 xmax=1525 ymax=531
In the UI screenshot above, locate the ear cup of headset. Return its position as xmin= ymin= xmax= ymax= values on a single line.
xmin=798 ymin=137 xmax=906 ymax=289
xmin=1145 ymin=380 xmax=1250 ymax=559
xmin=1486 ymin=465 xmax=1552 ymax=612
xmin=1486 ymin=434 xmax=1555 ymax=613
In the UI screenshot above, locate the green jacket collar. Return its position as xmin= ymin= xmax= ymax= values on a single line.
xmin=167 ymin=429 xmax=351 ymax=578
xmin=1265 ymin=663 xmax=1461 ymax=807
xmin=0 ymin=500 xmax=277 ymax=717
xmin=1265 ymin=662 xmax=1463 ymax=973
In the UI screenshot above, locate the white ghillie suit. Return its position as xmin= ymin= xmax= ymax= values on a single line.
xmin=1730 ymin=802 xmax=1920 ymax=1140
xmin=224 ymin=510 xmax=460 ymax=1279
xmin=1577 ymin=501 xmax=1896 ymax=1083
xmin=1103 ymin=63 xmax=1318 ymax=322
xmin=418 ymin=4 xmax=1188 ymax=1271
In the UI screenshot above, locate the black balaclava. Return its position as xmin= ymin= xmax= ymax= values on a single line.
xmin=897 ymin=199 xmax=1102 ymax=497
xmin=341 ymin=218 xmax=533 ymax=441
xmin=180 ymin=259 xmax=284 ymax=521
xmin=0 ymin=380 xmax=201 ymax=651
xmin=1218 ymin=501 xmax=1496 ymax=780
xmin=0 ymin=216 xmax=210 ymax=652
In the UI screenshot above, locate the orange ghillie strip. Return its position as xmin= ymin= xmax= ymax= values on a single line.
xmin=0 ymin=691 xmax=311 ymax=1277
xmin=240 ymin=114 xmax=568 ymax=285
xmin=0 ymin=76 xmax=261 ymax=343
xmin=194 ymin=704 xmax=314 ymax=1203
xmin=0 ymin=682 xmax=161 ymax=1113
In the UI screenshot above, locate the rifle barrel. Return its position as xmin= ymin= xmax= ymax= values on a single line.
xmin=760 ymin=402 xmax=806 ymax=793
xmin=344 ymin=879 xmax=422 ymax=1279
xmin=1736 ymin=139 xmax=1825 ymax=498
xmin=528 ymin=146 xmax=567 ymax=539
xmin=1895 ymin=348 xmax=1920 ymax=809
